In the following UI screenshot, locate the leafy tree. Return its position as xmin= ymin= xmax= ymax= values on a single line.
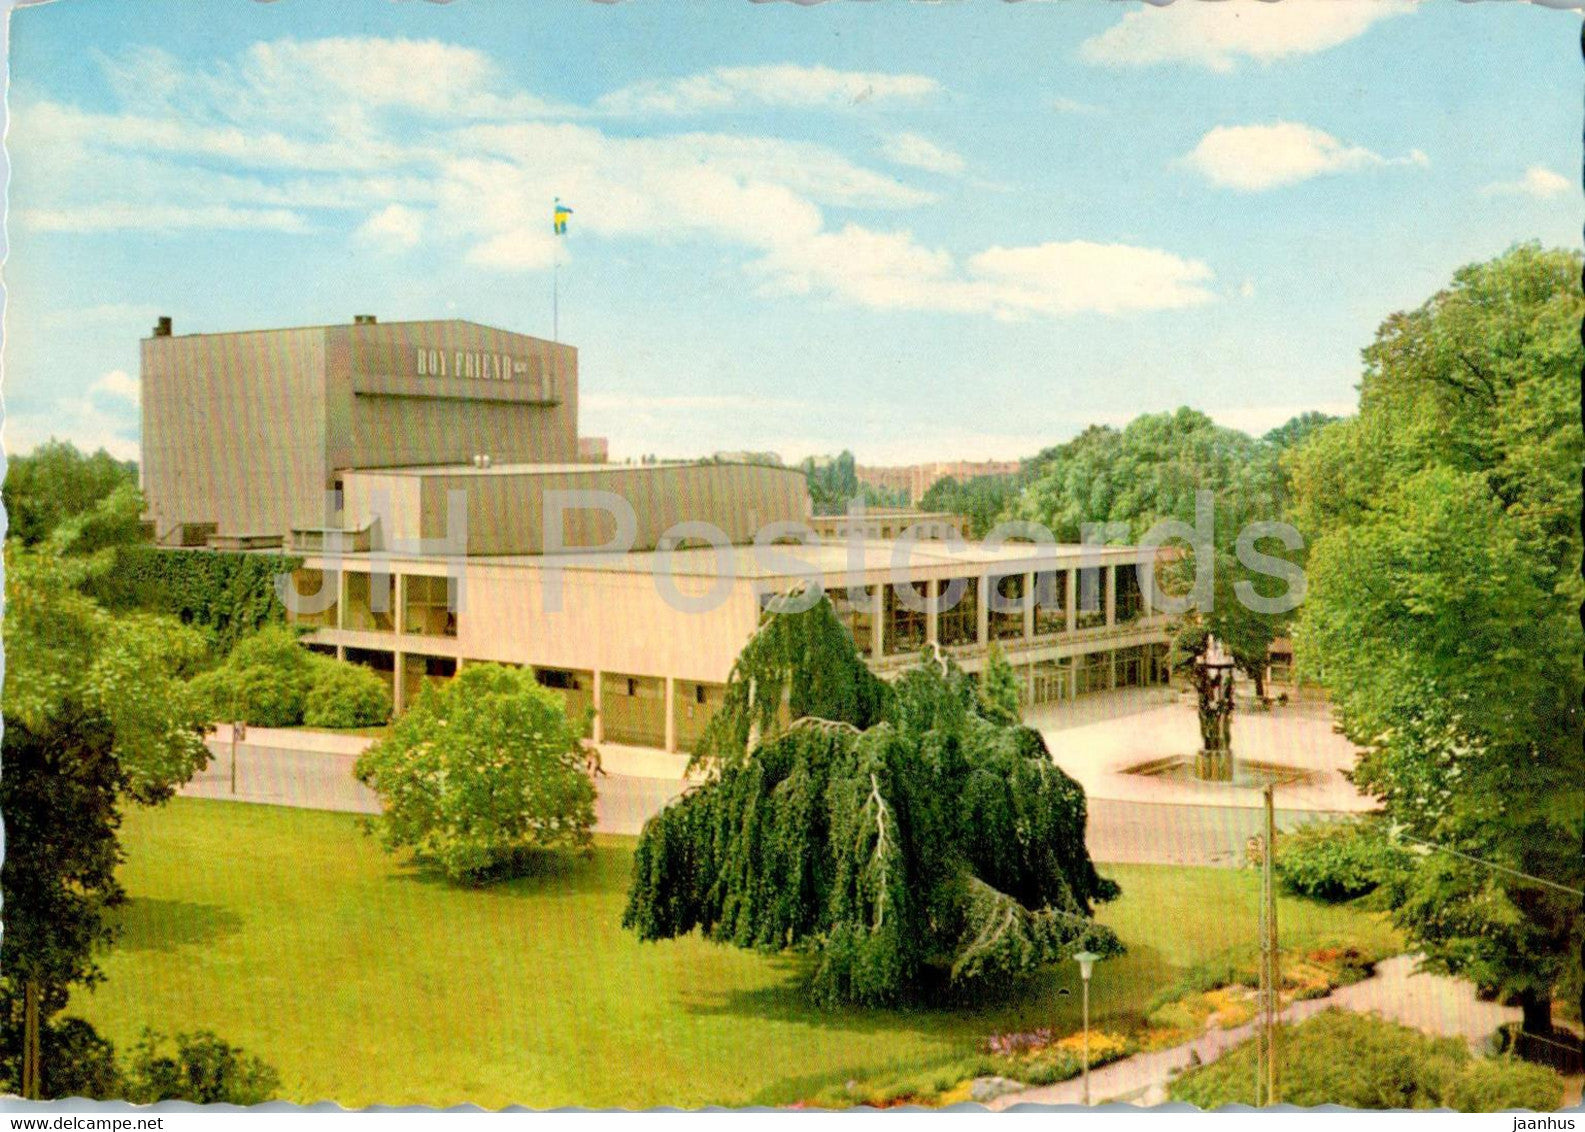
xmin=978 ymin=640 xmax=1022 ymax=725
xmin=625 ymin=600 xmax=1120 ymax=1007
xmin=1291 ymin=244 xmax=1583 ymax=1042
xmin=0 ymin=1015 xmax=121 ymax=1100
xmin=693 ymin=591 xmax=888 ymax=769
xmin=918 ymin=473 xmax=1022 ymax=538
xmin=124 ymin=1029 xmax=280 ymax=1105
xmin=3 ymin=439 xmax=137 ymax=546
xmin=1 ymin=530 xmax=211 ymax=1095
xmin=1012 ymin=408 xmax=1303 ymax=703
xmin=189 ymin=624 xmax=318 ymax=727
xmin=354 ymin=664 xmax=596 ymax=881
xmin=800 ymin=450 xmax=906 ymax=514
xmin=303 ymin=658 xmax=392 ymax=729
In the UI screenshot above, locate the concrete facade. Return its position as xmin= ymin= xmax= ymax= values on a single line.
xmin=141 ymin=317 xmax=577 ymax=544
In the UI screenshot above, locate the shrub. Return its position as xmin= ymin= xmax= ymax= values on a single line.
xmin=354 ymin=664 xmax=596 ymax=881
xmin=124 ymin=1028 xmax=280 ymax=1105
xmin=189 ymin=625 xmax=316 ymax=727
xmin=0 ymin=1015 xmax=122 ymax=1100
xmin=1168 ymin=1009 xmax=1564 ymax=1111
xmin=303 ymin=659 xmax=391 ymax=729
xmin=1269 ymin=819 xmax=1407 ymax=903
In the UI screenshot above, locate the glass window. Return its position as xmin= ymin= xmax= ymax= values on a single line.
xmin=1076 ymin=567 xmax=1108 ymax=630
xmin=831 ymin=586 xmax=877 ymax=657
xmin=937 ymin=576 xmax=978 ymax=648
xmin=345 ymin=572 xmax=394 ymax=632
xmin=990 ymin=573 xmax=1026 ymax=641
xmin=404 ymin=574 xmax=457 ymax=638
xmin=1116 ymin=563 xmax=1145 ymax=623
xmin=884 ymin=583 xmax=927 ymax=656
xmin=285 ymin=568 xmax=337 ymax=629
xmin=1033 ymin=570 xmax=1068 ymax=636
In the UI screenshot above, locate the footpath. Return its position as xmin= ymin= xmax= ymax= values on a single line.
xmin=990 ymin=955 xmax=1521 ymax=1108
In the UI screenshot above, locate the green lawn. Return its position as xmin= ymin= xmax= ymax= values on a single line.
xmin=74 ymin=798 xmax=1400 ymax=1108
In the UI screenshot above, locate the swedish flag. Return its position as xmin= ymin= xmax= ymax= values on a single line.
xmin=553 ymin=199 xmax=573 ymax=236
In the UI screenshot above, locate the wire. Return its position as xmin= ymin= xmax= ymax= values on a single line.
xmin=1392 ymin=830 xmax=1583 ymax=897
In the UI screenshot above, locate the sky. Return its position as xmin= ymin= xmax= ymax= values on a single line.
xmin=1 ymin=0 xmax=1578 ymax=465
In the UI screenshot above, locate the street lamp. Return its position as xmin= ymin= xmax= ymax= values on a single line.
xmin=1073 ymin=950 xmax=1103 ymax=1106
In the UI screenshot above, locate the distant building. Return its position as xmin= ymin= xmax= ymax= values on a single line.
xmin=855 ymin=459 xmax=1022 ymax=503
xmin=808 ymin=507 xmax=969 ymax=542
xmin=578 ymin=436 xmax=609 ymax=463
xmin=713 ymin=450 xmax=783 ymax=467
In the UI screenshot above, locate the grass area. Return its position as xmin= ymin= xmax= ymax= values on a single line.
xmin=74 ymin=798 xmax=1401 ymax=1109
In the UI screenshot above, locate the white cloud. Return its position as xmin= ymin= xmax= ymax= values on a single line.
xmin=1081 ymin=1 xmax=1413 ymax=73
xmin=19 ymin=202 xmax=311 ymax=233
xmin=15 ymin=37 xmax=1213 ymax=324
xmin=880 ymin=132 xmax=965 ymax=175
xmin=5 ymin=399 xmax=140 ymax=461
xmin=90 ymin=369 xmax=140 ymax=406
xmin=1481 ymin=165 xmax=1572 ymax=199
xmin=353 ymin=203 xmax=425 ymax=251
xmin=1180 ymin=122 xmax=1427 ymax=191
xmin=594 ymin=64 xmax=940 ymax=115
xmin=968 ymin=240 xmax=1218 ymax=315
xmin=752 ymin=228 xmax=1217 ymax=318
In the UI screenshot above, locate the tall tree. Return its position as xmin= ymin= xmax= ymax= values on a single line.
xmin=3 ymin=439 xmax=138 ymax=547
xmin=918 ymin=473 xmax=1023 ymax=538
xmin=1291 ymin=243 xmax=1583 ymax=1044
xmin=2 ymin=527 xmax=211 ymax=1094
xmin=625 ymin=600 xmax=1119 ymax=1007
xmin=355 ymin=664 xmax=597 ymax=881
xmin=1013 ymin=408 xmax=1304 ymax=701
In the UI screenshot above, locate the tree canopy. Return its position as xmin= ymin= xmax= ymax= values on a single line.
xmin=1012 ymin=407 xmax=1308 ymax=697
xmin=2 ymin=524 xmax=211 ymax=1052
xmin=3 ymin=439 xmax=137 ymax=547
xmin=355 ymin=663 xmax=597 ymax=881
xmin=917 ymin=473 xmax=1023 ymax=539
xmin=1290 ymin=243 xmax=1583 ymax=1037
xmin=625 ymin=599 xmax=1119 ymax=1007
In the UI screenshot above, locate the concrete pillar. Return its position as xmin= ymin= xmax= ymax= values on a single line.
xmin=1065 ymin=570 xmax=1077 ymax=634
xmin=977 ymin=575 xmax=990 ymax=646
xmin=1069 ymin=656 xmax=1077 ymax=701
xmin=664 ymin=677 xmax=677 ymax=754
xmin=393 ymin=652 xmax=407 ymax=715
xmin=337 ymin=569 xmax=350 ymax=630
xmin=1109 ymin=648 xmax=1117 ymax=689
xmin=1139 ymin=557 xmax=1154 ymax=619
xmin=1105 ymin=564 xmax=1117 ymax=627
xmin=870 ymin=586 xmax=884 ymax=658
xmin=335 ymin=644 xmax=346 ymax=662
xmin=1023 ymin=571 xmax=1035 ymax=640
xmin=591 ymin=669 xmax=605 ymax=743
xmin=393 ymin=574 xmax=407 ymax=636
xmin=926 ymin=579 xmax=940 ymax=645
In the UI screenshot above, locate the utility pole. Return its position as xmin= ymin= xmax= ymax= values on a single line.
xmin=1265 ymin=784 xmax=1280 ymax=1105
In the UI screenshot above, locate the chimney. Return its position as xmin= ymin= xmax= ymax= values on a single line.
xmin=153 ymin=316 xmax=172 ymax=337
xmin=353 ymin=314 xmax=377 ymax=325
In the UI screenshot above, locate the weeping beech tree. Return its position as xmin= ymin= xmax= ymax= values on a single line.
xmin=625 ymin=596 xmax=1121 ymax=1007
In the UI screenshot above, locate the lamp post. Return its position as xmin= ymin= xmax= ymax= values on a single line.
xmin=1073 ymin=950 xmax=1102 ymax=1106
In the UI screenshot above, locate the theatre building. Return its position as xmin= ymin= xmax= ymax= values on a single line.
xmin=141 ymin=315 xmax=1173 ymax=755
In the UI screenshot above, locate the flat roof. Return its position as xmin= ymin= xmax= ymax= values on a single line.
xmin=146 ymin=317 xmax=569 ymax=346
xmin=311 ymin=539 xmax=1154 ymax=580
xmin=342 ymin=460 xmax=807 ymax=479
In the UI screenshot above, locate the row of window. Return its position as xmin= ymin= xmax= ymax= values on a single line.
xmin=289 ymin=570 xmax=458 ymax=638
xmin=826 ymin=565 xmax=1149 ymax=658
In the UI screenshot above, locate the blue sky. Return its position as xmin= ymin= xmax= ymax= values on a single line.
xmin=2 ymin=0 xmax=1578 ymax=464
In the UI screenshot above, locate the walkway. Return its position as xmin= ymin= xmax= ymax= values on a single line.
xmin=990 ymin=955 xmax=1520 ymax=1108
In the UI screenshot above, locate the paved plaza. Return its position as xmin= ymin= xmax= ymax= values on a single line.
xmin=183 ymin=690 xmax=1374 ymax=863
